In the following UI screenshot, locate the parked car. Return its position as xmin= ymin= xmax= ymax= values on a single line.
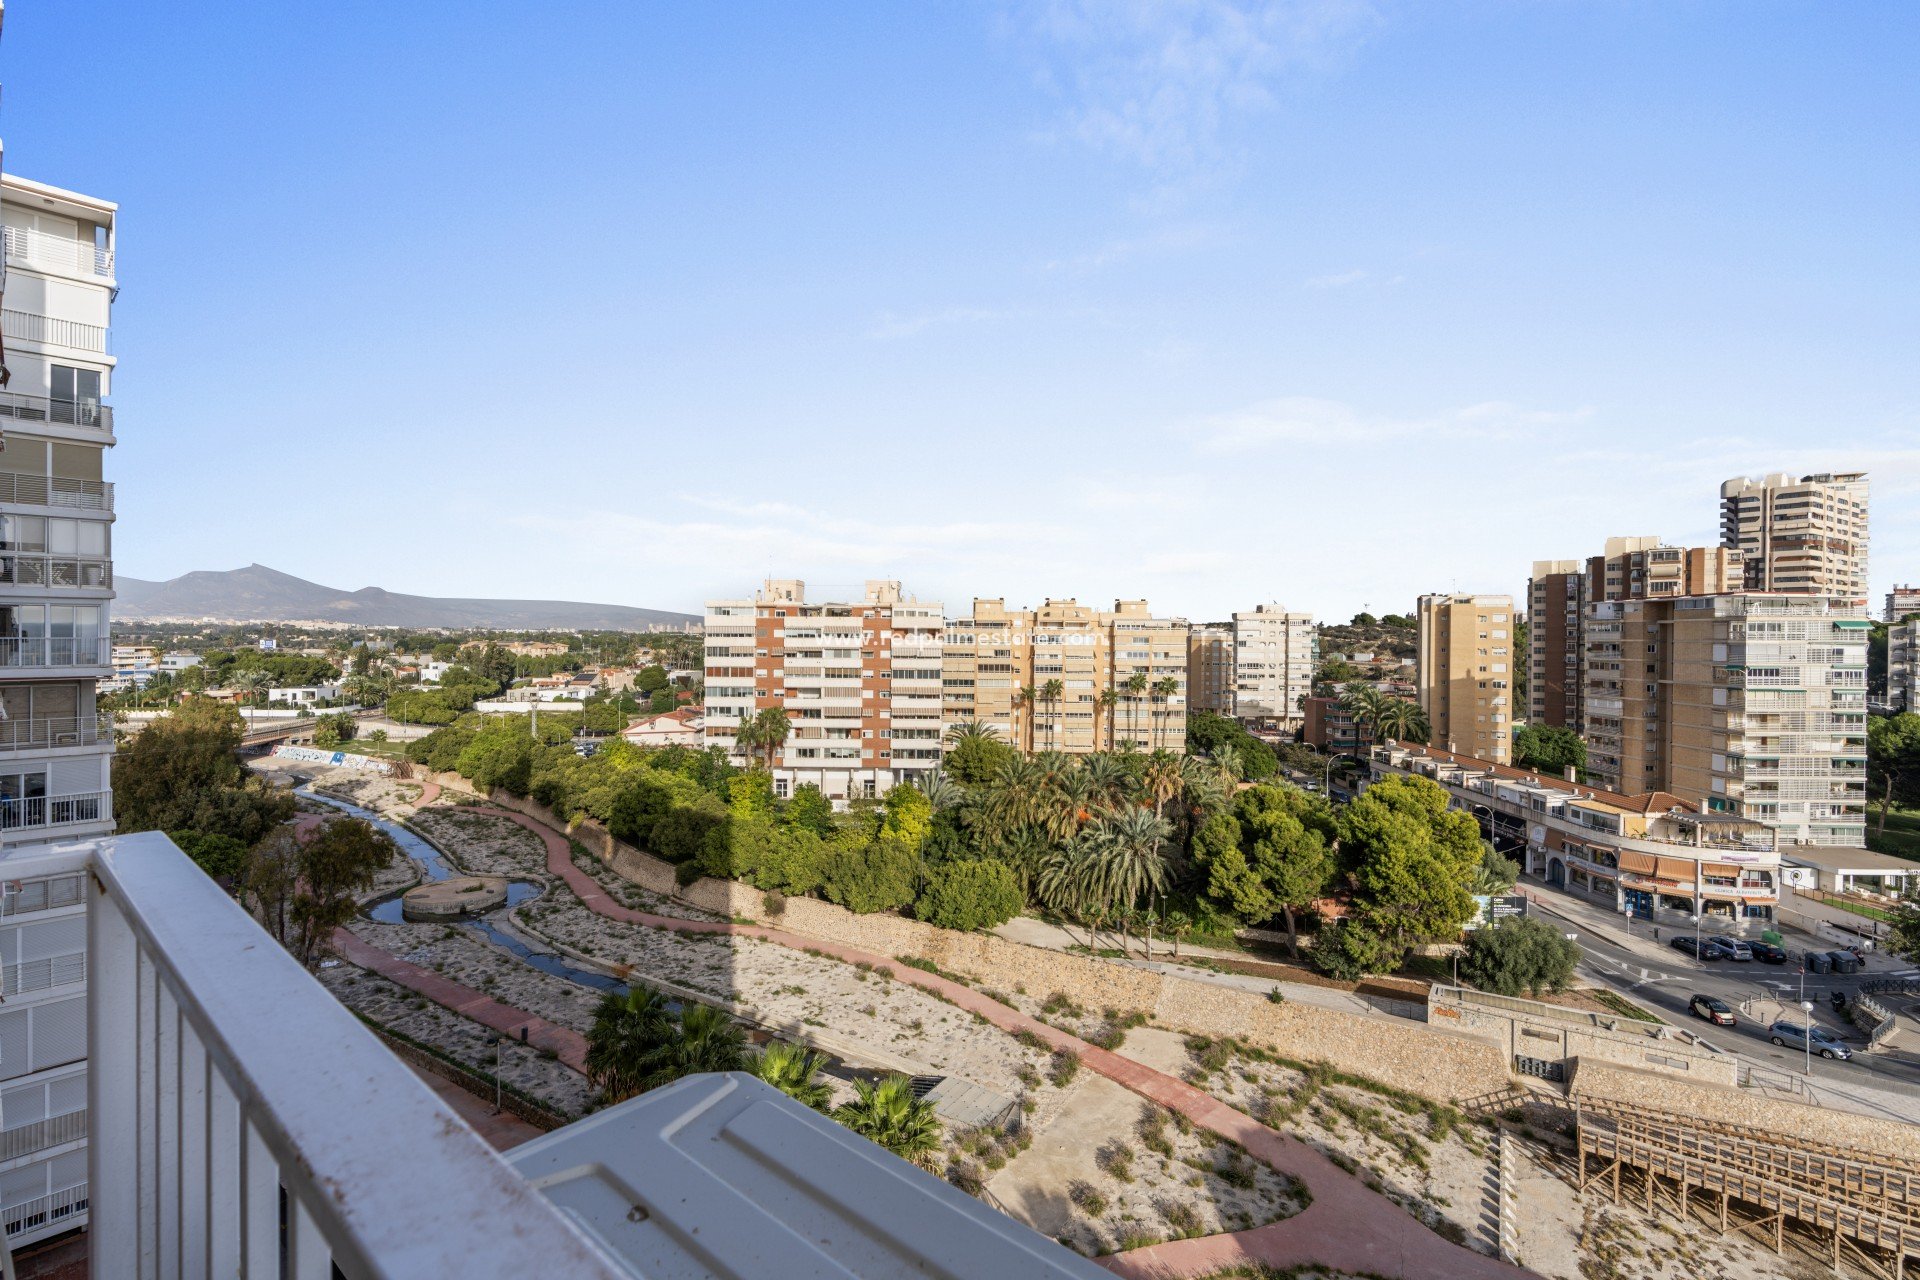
xmin=1708 ymin=936 xmax=1752 ymax=961
xmin=1670 ymin=936 xmax=1731 ymax=961
xmin=1768 ymin=1021 xmax=1851 ymax=1060
xmin=1806 ymin=950 xmax=1833 ymax=974
xmin=1748 ymin=941 xmax=1788 ymax=964
xmin=1826 ymin=950 xmax=1861 ymax=975
xmin=1688 ymin=994 xmax=1737 ymax=1026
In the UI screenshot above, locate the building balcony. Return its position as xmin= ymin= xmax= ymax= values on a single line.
xmin=0 ymin=637 xmax=110 ymax=669
xmin=0 ymin=310 xmax=108 ymax=356
xmin=0 ymin=713 xmax=114 ymax=755
xmin=0 ymin=392 xmax=114 ymax=438
xmin=0 ymin=789 xmax=109 ymax=832
xmin=0 ymin=556 xmax=112 ymax=590
xmin=0 ymin=470 xmax=112 ymax=512
xmin=1 ymin=226 xmax=113 ymax=280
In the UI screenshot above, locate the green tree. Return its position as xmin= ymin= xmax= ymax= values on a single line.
xmin=1461 ymin=916 xmax=1580 ymax=996
xmin=1151 ymin=677 xmax=1180 ymax=751
xmin=1469 ymin=845 xmax=1521 ymax=897
xmin=1124 ymin=673 xmax=1150 ymax=751
xmin=1868 ymin=713 xmax=1920 ymax=835
xmin=1339 ymin=685 xmax=1391 ymax=751
xmin=1336 ymin=773 xmax=1482 ymax=954
xmin=819 ymin=838 xmax=917 ymax=913
xmin=750 ymin=1041 xmax=833 ymax=1111
xmin=1312 ymin=917 xmax=1404 ymax=980
xmin=114 ymin=699 xmax=294 ymax=845
xmin=913 ymin=859 xmax=1023 ymax=931
xmin=944 ymin=722 xmax=1017 ymax=787
xmin=1373 ymin=697 xmax=1430 ymax=745
xmin=584 ymin=987 xmax=675 ymax=1103
xmin=169 ymin=830 xmax=250 ymax=884
xmin=312 ymin=711 xmax=358 ymax=749
xmin=1889 ymin=883 xmax=1920 ymax=964
xmin=286 ymin=817 xmax=397 ymax=968
xmin=782 ymin=783 xmax=836 ymax=836
xmin=880 ymin=783 xmax=933 ymax=849
xmin=1513 ymin=724 xmax=1588 ymax=778
xmin=834 ymin=1074 xmax=942 ymax=1166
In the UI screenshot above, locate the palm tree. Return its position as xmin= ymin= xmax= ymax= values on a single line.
xmin=1340 ymin=685 xmax=1391 ymax=751
xmin=585 ymin=986 xmax=675 ymax=1103
xmin=1163 ymin=909 xmax=1193 ymax=958
xmin=1152 ymin=677 xmax=1181 ymax=752
xmin=1079 ymin=753 xmax=1130 ymax=811
xmin=750 ymin=1041 xmax=833 ymax=1111
xmin=1035 ymin=839 xmax=1093 ymax=919
xmin=1097 ymin=688 xmax=1120 ymax=750
xmin=942 ymin=719 xmax=999 ymax=748
xmin=228 ymin=667 xmax=273 ymax=708
xmin=1014 ymin=685 xmax=1039 ymax=753
xmin=755 ymin=706 xmax=792 ymax=771
xmin=914 ymin=769 xmax=965 ymax=812
xmin=1040 ymin=678 xmax=1066 ymax=753
xmin=731 ymin=708 xmax=764 ymax=767
xmin=655 ymin=1003 xmax=749 ymax=1085
xmin=1206 ymin=744 xmax=1242 ymax=788
xmin=340 ymin=673 xmax=389 ymax=708
xmin=835 ymin=1075 xmax=942 ymax=1167
xmin=985 ymin=757 xmax=1050 ymax=834
xmin=1141 ymin=751 xmax=1184 ymax=819
xmin=1374 ymin=697 xmax=1430 ymax=745
xmin=1083 ymin=807 xmax=1172 ymax=923
xmin=1124 ymin=673 xmax=1149 ymax=751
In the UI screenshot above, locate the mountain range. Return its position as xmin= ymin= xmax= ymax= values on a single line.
xmin=113 ymin=564 xmax=699 ymax=631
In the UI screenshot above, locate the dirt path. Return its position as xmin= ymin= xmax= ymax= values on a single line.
xmin=451 ymin=799 xmax=1530 ymax=1280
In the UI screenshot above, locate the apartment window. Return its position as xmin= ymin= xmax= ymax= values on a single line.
xmin=49 ymin=365 xmax=102 ymax=425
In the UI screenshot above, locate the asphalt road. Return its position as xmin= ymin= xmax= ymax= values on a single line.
xmin=1558 ymin=911 xmax=1920 ymax=1096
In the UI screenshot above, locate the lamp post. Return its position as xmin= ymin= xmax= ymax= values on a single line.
xmin=1799 ymin=1000 xmax=1815 ymax=1076
xmin=488 ymin=1035 xmax=503 ymax=1114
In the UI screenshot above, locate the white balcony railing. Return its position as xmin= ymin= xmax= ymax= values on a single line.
xmin=0 ymin=636 xmax=111 ymax=669
xmin=0 ymin=470 xmax=113 ymax=510
xmin=0 ymin=713 xmax=114 ymax=755
xmin=0 ymin=309 xmax=108 ymax=355
xmin=87 ymin=832 xmax=628 ymax=1279
xmin=1 ymin=226 xmax=114 ymax=279
xmin=0 ymin=790 xmax=109 ymax=832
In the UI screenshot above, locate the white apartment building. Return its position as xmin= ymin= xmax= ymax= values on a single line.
xmin=1719 ymin=471 xmax=1869 ymax=598
xmin=1229 ymin=603 xmax=1315 ymax=729
xmin=1889 ymin=618 xmax=1919 ymax=714
xmin=704 ymin=580 xmax=944 ymax=803
xmin=0 ymin=173 xmax=119 ymax=1251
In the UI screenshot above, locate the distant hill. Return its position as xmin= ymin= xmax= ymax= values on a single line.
xmin=113 ymin=564 xmax=699 ymax=631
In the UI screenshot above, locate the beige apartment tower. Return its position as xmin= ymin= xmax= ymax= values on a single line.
xmin=1415 ymin=593 xmax=1514 ymax=764
xmin=943 ymin=599 xmax=1189 ymax=754
xmin=702 ymin=580 xmax=944 ymax=803
xmin=1720 ymin=471 xmax=1869 ymax=598
xmin=1584 ymin=593 xmax=1867 ymax=846
xmin=1186 ymin=623 xmax=1234 ymax=715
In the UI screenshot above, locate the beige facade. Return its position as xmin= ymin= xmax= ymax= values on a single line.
xmin=1186 ymin=623 xmax=1234 ymax=715
xmin=702 ymin=579 xmax=944 ymax=802
xmin=1719 ymin=471 xmax=1869 ymax=598
xmin=1526 ymin=560 xmax=1586 ymax=732
xmin=1584 ymin=594 xmax=1867 ymax=847
xmin=1230 ymin=603 xmax=1315 ymax=729
xmin=1415 ymin=593 xmax=1514 ymax=764
xmin=943 ymin=598 xmax=1188 ymax=754
xmin=1586 ymin=536 xmax=1743 ymax=603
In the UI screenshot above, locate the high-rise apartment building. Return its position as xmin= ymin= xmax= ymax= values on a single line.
xmin=1719 ymin=471 xmax=1869 ymax=598
xmin=1415 ymin=594 xmax=1514 ymax=764
xmin=1584 ymin=594 xmax=1867 ymax=847
xmin=1889 ymin=619 xmax=1919 ymax=713
xmin=942 ymin=599 xmax=1188 ymax=754
xmin=1185 ymin=622 xmax=1234 ymax=715
xmin=1229 ymin=603 xmax=1315 ymax=730
xmin=702 ymin=580 xmax=944 ymax=803
xmin=1528 ymin=540 xmax=1743 ymax=734
xmin=1886 ymin=585 xmax=1920 ymax=623
xmin=0 ymin=173 xmax=119 ymax=1250
xmin=1525 ymin=560 xmax=1586 ymax=731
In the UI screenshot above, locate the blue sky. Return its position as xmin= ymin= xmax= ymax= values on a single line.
xmin=9 ymin=1 xmax=1916 ymax=620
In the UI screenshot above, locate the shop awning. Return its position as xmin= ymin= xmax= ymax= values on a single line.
xmin=1616 ymin=850 xmax=1657 ymax=875
xmin=1654 ymin=857 xmax=1697 ymax=882
xmin=1702 ymin=862 xmax=1740 ymax=878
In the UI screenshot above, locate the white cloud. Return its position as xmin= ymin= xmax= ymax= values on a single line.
xmin=1184 ymin=395 xmax=1595 ymax=454
xmin=1013 ymin=0 xmax=1380 ymax=171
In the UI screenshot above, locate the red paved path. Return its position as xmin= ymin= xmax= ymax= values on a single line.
xmin=447 ymin=800 xmax=1531 ymax=1280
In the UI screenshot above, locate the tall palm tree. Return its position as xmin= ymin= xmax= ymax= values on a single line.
xmin=1374 ymin=697 xmax=1431 ymax=745
xmin=1340 ymin=685 xmax=1391 ymax=752
xmin=1040 ymin=678 xmax=1066 ymax=753
xmin=228 ymin=667 xmax=273 ymax=708
xmin=731 ymin=709 xmax=764 ymax=767
xmin=1124 ymin=673 xmax=1149 ymax=751
xmin=1141 ymin=751 xmax=1184 ymax=819
xmin=653 ymin=1003 xmax=748 ymax=1086
xmin=1083 ymin=807 xmax=1172 ymax=919
xmin=1152 ymin=677 xmax=1181 ymax=752
xmin=834 ymin=1075 xmax=942 ymax=1166
xmin=914 ymin=769 xmax=965 ymax=812
xmin=942 ymin=719 xmax=1000 ymax=748
xmin=1206 ymin=744 xmax=1242 ymax=788
xmin=1097 ymin=688 xmax=1120 ymax=750
xmin=1079 ymin=753 xmax=1130 ymax=811
xmin=755 ymin=706 xmax=793 ymax=771
xmin=585 ymin=987 xmax=675 ymax=1103
xmin=984 ymin=757 xmax=1050 ymax=834
xmin=1014 ymin=685 xmax=1039 ymax=753
xmin=750 ymin=1041 xmax=833 ymax=1111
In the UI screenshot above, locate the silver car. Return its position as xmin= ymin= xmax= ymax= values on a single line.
xmin=1708 ymin=935 xmax=1752 ymax=961
xmin=1768 ymin=1020 xmax=1851 ymax=1060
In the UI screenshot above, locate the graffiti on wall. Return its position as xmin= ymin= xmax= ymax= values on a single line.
xmin=271 ymin=745 xmax=393 ymax=774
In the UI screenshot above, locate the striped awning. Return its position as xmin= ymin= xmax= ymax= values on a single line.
xmin=1654 ymin=857 xmax=1697 ymax=883
xmin=1702 ymin=862 xmax=1740 ymax=878
xmin=1615 ymin=850 xmax=1658 ymax=875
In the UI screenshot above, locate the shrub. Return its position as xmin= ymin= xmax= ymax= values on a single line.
xmin=1048 ymin=1049 xmax=1080 ymax=1088
xmin=819 ymin=837 xmax=917 ymax=914
xmin=1311 ymin=918 xmax=1406 ymax=980
xmin=912 ymin=859 xmax=1023 ymax=932
xmin=947 ymin=1161 xmax=986 ymax=1195
xmin=1067 ymin=1181 xmax=1108 ymax=1218
xmin=1461 ymin=916 xmax=1580 ymax=997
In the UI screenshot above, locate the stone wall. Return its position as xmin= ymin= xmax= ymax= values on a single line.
xmin=1436 ymin=998 xmax=1737 ymax=1088
xmin=1571 ymin=1060 xmax=1917 ymax=1163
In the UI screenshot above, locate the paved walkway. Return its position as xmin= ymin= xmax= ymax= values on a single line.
xmin=407 ymin=1062 xmax=545 ymax=1151
xmin=452 ymin=800 xmax=1527 ymax=1280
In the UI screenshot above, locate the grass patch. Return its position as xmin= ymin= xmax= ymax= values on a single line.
xmin=1588 ymin=989 xmax=1664 ymax=1023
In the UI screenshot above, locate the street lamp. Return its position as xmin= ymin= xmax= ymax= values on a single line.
xmin=487 ymin=1035 xmax=503 ymax=1114
xmin=1799 ymin=1000 xmax=1815 ymax=1076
